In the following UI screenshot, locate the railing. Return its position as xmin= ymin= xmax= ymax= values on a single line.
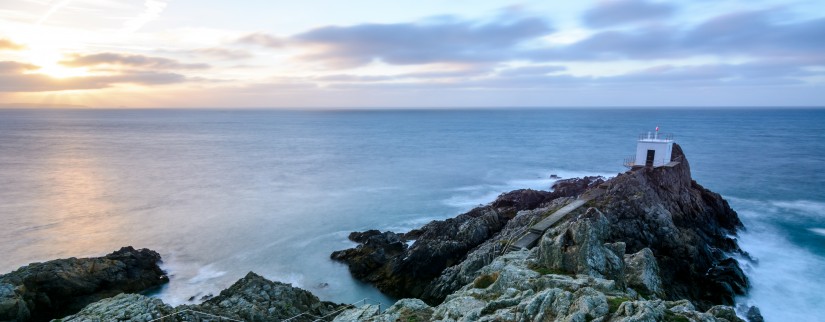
xmin=282 ymin=297 xmax=382 ymax=322
xmin=148 ymin=309 xmax=244 ymax=322
xmin=623 ymin=156 xmax=636 ymax=168
xmin=637 ymin=132 xmax=674 ymax=141
xmin=147 ymin=297 xmax=382 ymax=322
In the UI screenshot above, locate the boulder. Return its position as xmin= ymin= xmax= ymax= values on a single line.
xmin=59 ymin=293 xmax=174 ymax=322
xmin=187 ymin=272 xmax=346 ymax=322
xmin=623 ymin=248 xmax=664 ymax=298
xmin=536 ymin=207 xmax=626 ymax=287
xmin=0 ymin=246 xmax=168 ymax=322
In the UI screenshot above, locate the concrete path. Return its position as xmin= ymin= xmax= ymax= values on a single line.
xmin=507 ymin=187 xmax=606 ymax=252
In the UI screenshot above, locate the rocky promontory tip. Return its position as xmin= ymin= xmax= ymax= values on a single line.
xmin=330 ymin=177 xmax=604 ymax=301
xmin=0 ymin=246 xmax=168 ymax=322
xmin=331 ymin=143 xmax=754 ymax=315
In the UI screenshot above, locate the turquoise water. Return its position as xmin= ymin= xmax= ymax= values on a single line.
xmin=0 ymin=108 xmax=823 ymax=320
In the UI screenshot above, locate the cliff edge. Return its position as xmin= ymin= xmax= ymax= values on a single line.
xmin=332 ymin=144 xmax=750 ymax=311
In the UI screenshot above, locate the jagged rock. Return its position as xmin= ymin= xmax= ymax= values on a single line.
xmin=707 ymin=305 xmax=745 ymax=322
xmin=610 ymin=300 xmax=666 ymax=321
xmin=330 ymin=230 xmax=407 ymax=280
xmin=334 ymin=145 xmax=748 ymax=310
xmin=0 ymin=246 xmax=168 ymax=322
xmin=623 ymin=248 xmax=663 ymax=297
xmin=536 ymin=207 xmax=626 ymax=287
xmin=345 ymin=250 xmax=740 ymax=322
xmin=332 ymin=179 xmax=600 ymax=301
xmin=591 ymin=144 xmax=748 ymax=309
xmin=0 ymin=283 xmax=29 ymax=321
xmin=746 ymin=306 xmax=764 ymax=322
xmin=59 ymin=293 xmax=174 ymax=322
xmin=420 ymin=198 xmax=572 ymax=303
xmin=334 ymin=299 xmax=433 ymax=322
xmin=551 ymin=176 xmax=605 ymax=198
xmin=186 ymin=272 xmax=346 ymax=322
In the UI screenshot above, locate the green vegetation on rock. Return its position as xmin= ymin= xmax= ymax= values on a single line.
xmin=473 ymin=272 xmax=499 ymax=289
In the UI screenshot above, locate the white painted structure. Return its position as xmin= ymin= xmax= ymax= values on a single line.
xmin=634 ymin=130 xmax=674 ymax=167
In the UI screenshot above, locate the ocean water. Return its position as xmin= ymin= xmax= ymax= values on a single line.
xmin=0 ymin=108 xmax=822 ymax=320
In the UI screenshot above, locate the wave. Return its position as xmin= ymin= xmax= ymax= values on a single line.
xmin=808 ymin=228 xmax=825 ymax=237
xmin=729 ymin=197 xmax=825 ymax=321
xmin=188 ymin=264 xmax=226 ymax=284
xmin=442 ymin=169 xmax=615 ymax=212
xmin=727 ymin=197 xmax=825 ymax=221
xmin=735 ymin=223 xmax=825 ymax=321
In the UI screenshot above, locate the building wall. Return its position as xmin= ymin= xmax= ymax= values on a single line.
xmin=635 ymin=141 xmax=673 ymax=166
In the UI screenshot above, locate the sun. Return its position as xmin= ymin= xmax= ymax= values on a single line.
xmin=24 ymin=46 xmax=89 ymax=79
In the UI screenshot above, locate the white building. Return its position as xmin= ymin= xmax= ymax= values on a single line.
xmin=629 ymin=129 xmax=674 ymax=167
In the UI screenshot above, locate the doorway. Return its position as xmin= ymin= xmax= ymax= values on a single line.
xmin=646 ymin=150 xmax=655 ymax=167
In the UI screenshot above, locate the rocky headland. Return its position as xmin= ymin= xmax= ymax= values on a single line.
xmin=330 ymin=144 xmax=760 ymax=321
xmin=0 ymin=143 xmax=761 ymax=321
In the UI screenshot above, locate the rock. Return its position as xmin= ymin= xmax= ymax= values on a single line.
xmin=356 ymin=250 xmax=739 ymax=322
xmin=590 ymin=144 xmax=748 ymax=309
xmin=336 ymin=144 xmax=749 ymax=313
xmin=610 ymin=300 xmax=666 ymax=321
xmin=336 ymin=299 xmax=433 ymax=322
xmin=623 ymin=248 xmax=663 ymax=298
xmin=551 ymin=176 xmax=605 ymax=197
xmin=0 ymin=283 xmax=29 ymax=321
xmin=536 ymin=207 xmax=626 ymax=287
xmin=59 ymin=293 xmax=174 ymax=322
xmin=331 ymin=178 xmax=601 ymax=302
xmin=707 ymin=305 xmax=745 ymax=322
xmin=331 ymin=304 xmax=380 ymax=322
xmin=420 ymin=198 xmax=571 ymax=303
xmin=746 ymin=305 xmax=764 ymax=322
xmin=187 ymin=272 xmax=347 ymax=322
xmin=0 ymin=246 xmax=168 ymax=322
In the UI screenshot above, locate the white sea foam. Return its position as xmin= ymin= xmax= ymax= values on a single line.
xmin=809 ymin=228 xmax=825 ymax=237
xmin=442 ymin=169 xmax=615 ymax=212
xmin=726 ymin=197 xmax=825 ymax=221
xmin=736 ymin=226 xmax=825 ymax=321
xmin=771 ymin=200 xmax=825 ymax=217
xmin=731 ymin=198 xmax=825 ymax=321
xmin=188 ymin=264 xmax=226 ymax=284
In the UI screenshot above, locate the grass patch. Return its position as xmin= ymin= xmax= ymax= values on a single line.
xmin=607 ymin=296 xmax=630 ymax=313
xmin=473 ymin=272 xmax=500 ymax=289
xmin=528 ymin=263 xmax=571 ymax=276
xmin=664 ymin=311 xmax=690 ymax=322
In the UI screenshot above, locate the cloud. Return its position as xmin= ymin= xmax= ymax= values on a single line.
xmin=497 ymin=65 xmax=567 ymax=77
xmin=37 ymin=0 xmax=74 ymax=25
xmin=316 ymin=68 xmax=490 ymax=82
xmin=0 ymin=38 xmax=25 ymax=51
xmin=124 ymin=0 xmax=168 ymax=32
xmin=237 ymin=33 xmax=285 ymax=48
xmin=189 ymin=48 xmax=253 ymax=60
xmin=0 ymin=60 xmax=188 ymax=92
xmin=0 ymin=61 xmax=39 ymax=73
xmin=683 ymin=10 xmax=825 ymax=55
xmin=582 ymin=0 xmax=675 ymax=27
xmin=532 ymin=9 xmax=825 ymax=62
xmin=292 ymin=16 xmax=553 ymax=66
xmin=60 ymin=53 xmax=210 ymax=69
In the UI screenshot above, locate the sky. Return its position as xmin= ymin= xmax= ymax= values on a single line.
xmin=0 ymin=0 xmax=823 ymax=108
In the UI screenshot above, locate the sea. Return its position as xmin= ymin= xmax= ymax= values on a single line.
xmin=0 ymin=108 xmax=822 ymax=321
